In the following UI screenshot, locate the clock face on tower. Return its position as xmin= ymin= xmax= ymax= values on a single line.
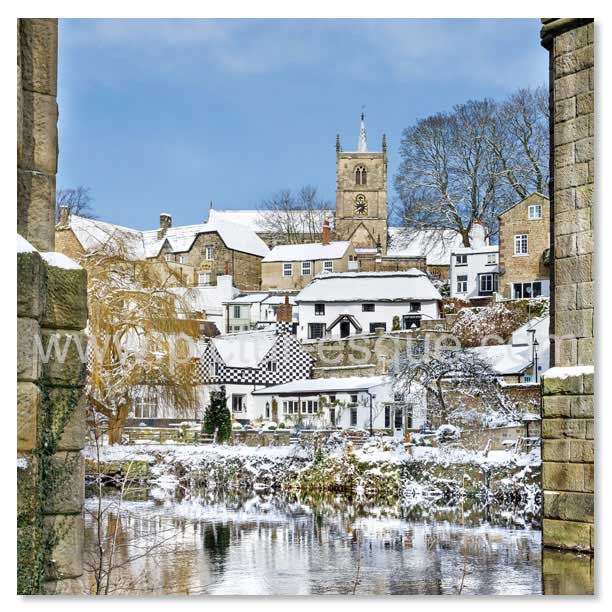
xmin=354 ymin=194 xmax=368 ymax=216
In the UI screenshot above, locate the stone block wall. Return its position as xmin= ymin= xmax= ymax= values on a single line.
xmin=541 ymin=367 xmax=594 ymax=552
xmin=17 ymin=19 xmax=88 ymax=594
xmin=542 ymin=19 xmax=594 ymax=367
xmin=540 ymin=18 xmax=595 ymax=558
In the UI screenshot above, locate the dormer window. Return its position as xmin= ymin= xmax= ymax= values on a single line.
xmin=355 ymin=165 xmax=367 ymax=186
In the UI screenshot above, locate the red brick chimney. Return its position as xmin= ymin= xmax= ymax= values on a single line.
xmin=276 ymin=295 xmax=293 ymax=323
xmin=322 ymin=219 xmax=331 ymax=246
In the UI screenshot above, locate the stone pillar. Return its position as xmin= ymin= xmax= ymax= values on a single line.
xmin=17 ymin=19 xmax=88 ymax=594
xmin=540 ymin=18 xmax=594 ymax=556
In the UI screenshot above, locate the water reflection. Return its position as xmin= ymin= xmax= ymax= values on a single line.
xmin=83 ymin=488 xmax=550 ymax=595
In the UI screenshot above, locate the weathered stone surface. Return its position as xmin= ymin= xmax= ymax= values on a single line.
xmin=575 ymin=136 xmax=593 ymax=163
xmin=43 ymin=576 xmax=85 ymax=595
xmin=544 ymin=490 xmax=594 ymax=522
xmin=542 ymin=369 xmax=585 ymax=395
xmin=543 ymin=439 xmax=570 ymax=462
xmin=576 ymin=231 xmax=594 ymax=256
xmin=17 ymin=169 xmax=56 ymax=252
xmin=554 ymin=234 xmax=577 ymax=259
xmin=555 ymin=162 xmax=589 ymax=190
xmin=17 ymin=249 xmax=47 ymax=320
xmin=17 ymin=317 xmax=41 ymax=382
xmin=555 ymin=283 xmax=576 ymax=312
xmin=17 ymin=382 xmax=40 ymax=451
xmin=555 ymin=187 xmax=575 ymax=212
xmin=570 ymin=395 xmax=594 ymax=418
xmin=555 ymin=309 xmax=593 ymax=338
xmin=543 ymin=518 xmax=592 ymax=551
xmin=542 ymin=395 xmax=571 ymax=418
xmin=555 ymin=337 xmax=577 ymax=367
xmin=40 ymin=330 xmax=87 ymax=387
xmin=542 ymin=548 xmax=594 ymax=595
xmin=542 ymin=418 xmax=587 ymax=440
xmin=554 ymin=70 xmax=590 ymax=102
xmin=554 ymin=100 xmax=576 ymax=125
xmin=48 ymin=388 xmax=87 ymax=451
xmin=543 ymin=461 xmax=594 ymax=492
xmin=578 ymin=338 xmax=595 ymax=368
xmin=554 ymin=208 xmax=591 ymax=237
xmin=20 ymin=90 xmax=58 ymax=176
xmin=41 ymin=259 xmax=87 ymax=330
xmin=569 ymin=439 xmax=594 ymax=463
xmin=43 ymin=451 xmax=85 ymax=514
xmin=19 ymin=18 xmax=58 ymax=96
xmin=583 ymin=370 xmax=594 ymax=394
xmin=44 ymin=514 xmax=84 ymax=580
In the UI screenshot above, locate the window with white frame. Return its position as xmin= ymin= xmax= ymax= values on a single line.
xmin=514 ymin=234 xmax=528 ymax=255
xmin=283 ymin=400 xmax=299 ymax=415
xmin=314 ymin=303 xmax=325 ymax=316
xmin=178 ymin=255 xmax=185 ymax=264
xmin=133 ymin=395 xmax=158 ymax=419
xmin=283 ymin=263 xmax=293 ymax=277
xmin=528 ymin=204 xmax=542 ymax=220
xmin=233 ymin=305 xmax=242 ymax=319
xmin=410 ymin=302 xmax=421 ymax=312
xmin=302 ymin=261 xmax=312 ymax=276
xmin=513 ymin=281 xmax=542 ymax=299
xmin=455 ymin=254 xmax=467 ymax=265
xmin=487 ymin=253 xmax=497 ymax=265
xmin=323 ymin=260 xmax=333 ymax=273
xmin=198 ymin=272 xmax=211 ymax=286
xmin=165 ymin=254 xmax=173 ymax=262
xmin=350 ymin=394 xmax=358 ymax=404
xmin=301 ymin=399 xmax=319 ymax=414
xmin=456 ymin=275 xmax=468 ymax=293
xmin=479 ymin=273 xmax=498 ymax=295
xmin=231 ymin=394 xmax=245 ymax=412
xmin=205 ymin=246 xmax=214 ymax=260
xmin=350 ymin=406 xmax=358 ymax=427
xmin=210 ymin=360 xmax=220 ymax=377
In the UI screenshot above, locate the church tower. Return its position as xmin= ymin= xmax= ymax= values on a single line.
xmin=335 ymin=114 xmax=388 ymax=254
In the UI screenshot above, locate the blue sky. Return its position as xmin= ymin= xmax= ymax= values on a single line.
xmin=57 ymin=19 xmax=547 ymax=229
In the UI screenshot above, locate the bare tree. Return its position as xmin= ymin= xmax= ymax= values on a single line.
xmin=257 ymin=185 xmax=331 ymax=244
xmin=394 ymin=86 xmax=549 ymax=247
xmin=391 ymin=343 xmax=519 ymax=428
xmin=56 ymin=186 xmax=97 ymax=221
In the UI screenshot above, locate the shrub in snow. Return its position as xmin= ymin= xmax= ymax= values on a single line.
xmin=436 ymin=424 xmax=460 ymax=443
xmin=203 ymin=386 xmax=232 ymax=442
xmin=451 ymin=303 xmax=525 ymax=347
xmin=232 ymin=422 xmax=244 ymax=430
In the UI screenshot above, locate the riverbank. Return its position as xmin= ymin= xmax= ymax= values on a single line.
xmin=83 ymin=439 xmax=541 ymax=521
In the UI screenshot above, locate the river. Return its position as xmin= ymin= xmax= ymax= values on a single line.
xmin=82 ymin=486 xmax=563 ymax=596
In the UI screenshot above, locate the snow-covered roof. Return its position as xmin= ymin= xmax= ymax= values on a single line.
xmin=169 ymin=284 xmax=240 ymax=316
xmin=295 ymin=270 xmax=442 ymax=303
xmin=468 ymin=344 xmax=533 ymax=375
xmin=211 ymin=330 xmax=276 ymax=368
xmin=451 ymin=245 xmax=499 ymax=256
xmin=225 ymin=292 xmax=271 ymax=304
xmin=387 ymin=224 xmax=487 ymax=266
xmin=17 ymin=234 xmax=37 ymax=253
xmin=40 ymin=252 xmax=82 ymax=270
xmin=65 ymin=213 xmax=269 ymax=259
xmin=262 ymin=241 xmax=351 ymax=263
xmin=511 ymin=316 xmax=550 ymax=347
xmin=208 ymin=208 xmax=335 ymax=232
xmin=262 ymin=294 xmax=296 ymax=305
xmin=253 ymin=376 xmax=387 ymax=395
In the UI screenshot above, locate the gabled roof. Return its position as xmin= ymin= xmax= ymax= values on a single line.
xmin=262 ymin=241 xmax=351 ymax=263
xmin=208 ymin=208 xmax=335 ymax=232
xmin=252 ymin=376 xmax=388 ymax=395
xmin=387 ymin=225 xmax=488 ymax=266
xmin=295 ymin=270 xmax=442 ymax=303
xmin=210 ymin=330 xmax=277 ymax=369
xmin=497 ymin=192 xmax=549 ymax=218
xmin=327 ymin=314 xmax=362 ymax=333
xmin=64 ymin=212 xmax=269 ymax=259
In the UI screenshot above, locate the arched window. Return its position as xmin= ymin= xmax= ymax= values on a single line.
xmin=355 ymin=165 xmax=367 ymax=185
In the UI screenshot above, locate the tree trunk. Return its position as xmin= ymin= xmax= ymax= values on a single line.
xmin=107 ymin=404 xmax=129 ymax=445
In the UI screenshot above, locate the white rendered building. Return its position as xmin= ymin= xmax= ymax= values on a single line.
xmin=449 ymin=245 xmax=500 ymax=302
xmin=295 ymin=270 xmax=442 ymax=341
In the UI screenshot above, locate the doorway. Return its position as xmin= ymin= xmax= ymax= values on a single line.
xmin=340 ymin=321 xmax=351 ymax=338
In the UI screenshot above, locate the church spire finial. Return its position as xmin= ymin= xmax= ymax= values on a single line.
xmin=358 ymin=111 xmax=368 ymax=153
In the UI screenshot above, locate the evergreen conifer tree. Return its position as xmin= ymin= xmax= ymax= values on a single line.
xmin=204 ymin=386 xmax=232 ymax=442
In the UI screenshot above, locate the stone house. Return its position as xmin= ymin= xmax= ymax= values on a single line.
xmin=55 ymin=209 xmax=269 ymax=291
xmin=261 ymin=221 xmax=357 ymax=290
xmin=498 ymin=192 xmax=551 ymax=299
xmin=197 ymin=323 xmax=314 ymax=424
xmin=224 ymin=292 xmax=297 ymax=333
xmin=450 ymin=245 xmax=499 ymax=302
xmin=252 ymin=376 xmax=426 ymax=434
xmin=295 ymin=270 xmax=442 ymax=341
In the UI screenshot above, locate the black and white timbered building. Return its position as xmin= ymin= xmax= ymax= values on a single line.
xmin=198 ymin=322 xmax=314 ymax=423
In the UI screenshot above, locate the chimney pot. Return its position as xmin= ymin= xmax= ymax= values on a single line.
xmin=322 ymin=219 xmax=331 ymax=246
xmin=58 ymin=205 xmax=70 ymax=227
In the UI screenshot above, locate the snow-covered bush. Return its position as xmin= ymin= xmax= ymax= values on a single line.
xmin=436 ymin=424 xmax=460 ymax=444
xmin=451 ymin=303 xmax=525 ymax=347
